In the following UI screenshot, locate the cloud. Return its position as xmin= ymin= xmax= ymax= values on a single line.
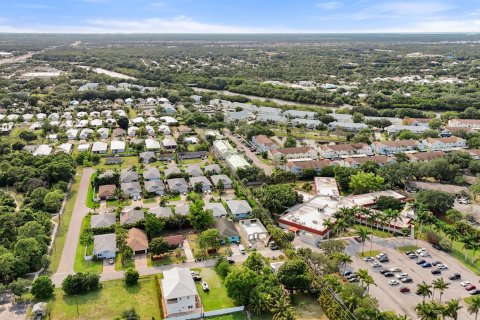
xmin=316 ymin=1 xmax=343 ymax=10
xmin=348 ymin=1 xmax=453 ymax=20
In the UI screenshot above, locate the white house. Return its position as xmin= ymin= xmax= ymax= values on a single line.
xmin=386 ymin=125 xmax=429 ymax=135
xmin=270 ymin=147 xmax=318 ymax=161
xmin=78 ymin=143 xmax=90 ymax=153
xmin=79 ymin=128 xmax=93 ymax=140
xmin=421 ymin=137 xmax=467 ymax=151
xmin=328 ymin=121 xmax=367 ymax=132
xmin=97 ymin=127 xmax=110 ymax=139
xmin=76 ymin=119 xmax=89 ymax=128
xmin=66 ymin=129 xmax=79 ymax=140
xmin=92 ymin=141 xmax=108 ymax=154
xmin=93 ymin=233 xmax=116 ymax=259
xmin=319 ymin=143 xmax=373 ymax=159
xmin=33 ymin=145 xmax=52 ymax=156
xmin=111 ymin=140 xmax=126 ymax=154
xmin=90 ymin=119 xmax=103 ymax=127
xmin=448 ymin=119 xmax=480 ymax=129
xmin=145 ymin=138 xmax=161 ymax=151
xmin=127 ymin=126 xmax=138 ymax=137
xmin=161 ymin=268 xmax=200 ymax=317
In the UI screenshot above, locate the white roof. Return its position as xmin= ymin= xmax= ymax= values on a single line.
xmin=145 ymin=138 xmax=160 ymax=149
xmin=111 ymin=140 xmax=126 ymax=150
xmin=33 ymin=144 xmax=52 ymax=156
xmin=92 ymin=141 xmax=108 ymax=152
xmin=160 ymin=116 xmax=178 ymax=124
xmin=57 ymin=143 xmax=72 ymax=153
xmin=78 ymin=143 xmax=90 ymax=152
xmin=161 ymin=267 xmax=198 ymax=299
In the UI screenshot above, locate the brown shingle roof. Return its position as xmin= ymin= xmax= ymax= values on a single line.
xmin=373 ymin=140 xmax=420 ymax=148
xmin=425 ymin=137 xmax=463 ymax=144
xmin=254 ymin=135 xmax=275 ymax=146
xmin=407 ymin=151 xmax=445 ymax=161
xmin=98 ymin=184 xmax=116 ymax=198
xmin=127 ymin=228 xmax=148 ymax=252
xmin=272 ymin=147 xmax=313 ymax=155
xmin=286 ymin=159 xmax=332 ymax=169
xmin=164 ymin=235 xmax=184 ymax=247
xmin=322 ymin=143 xmax=368 ymax=152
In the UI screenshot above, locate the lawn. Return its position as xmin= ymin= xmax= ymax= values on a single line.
xmin=181 ymin=158 xmax=203 ymax=164
xmin=291 ymin=293 xmax=327 ymax=320
xmin=397 ymin=245 xmax=419 ymax=253
xmin=49 ymin=276 xmax=161 ymax=320
xmin=195 ymin=268 xmax=236 ymax=311
xmin=187 ymin=234 xmax=232 ymax=260
xmin=340 ymin=224 xmax=394 ymax=239
xmin=95 ymin=156 xmax=139 ymax=170
xmin=74 ymin=215 xmax=103 ymax=274
xmin=115 ymin=254 xmax=135 ymax=271
xmin=50 ymin=168 xmax=82 ymax=273
xmin=85 ymin=172 xmax=99 ymax=209
xmin=356 ymin=250 xmax=381 ymax=258
xmin=208 ymin=313 xmax=247 ymax=320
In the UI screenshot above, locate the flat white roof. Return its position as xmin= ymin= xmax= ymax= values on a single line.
xmin=240 ymin=219 xmax=268 ymax=236
xmin=314 ymin=177 xmax=340 ymax=197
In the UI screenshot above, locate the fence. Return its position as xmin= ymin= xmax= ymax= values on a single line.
xmin=166 ymin=306 xmax=245 ymax=320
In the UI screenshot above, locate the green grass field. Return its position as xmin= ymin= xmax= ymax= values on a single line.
xmin=207 ymin=313 xmax=247 ymax=320
xmin=195 ymin=268 xmax=236 ymax=311
xmin=85 ymin=172 xmax=99 ymax=209
xmin=74 ymin=215 xmax=103 ymax=274
xmin=397 ymin=245 xmax=419 ymax=253
xmin=50 ymin=168 xmax=82 ymax=273
xmin=356 ymin=250 xmax=381 ymax=258
xmin=48 ymin=276 xmax=161 ymax=320
xmin=291 ymin=293 xmax=327 ymax=320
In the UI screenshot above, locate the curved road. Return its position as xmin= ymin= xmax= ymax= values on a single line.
xmin=52 ymin=167 xmax=94 ymax=286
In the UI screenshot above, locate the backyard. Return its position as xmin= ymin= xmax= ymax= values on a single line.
xmin=48 ymin=276 xmax=161 ymax=319
xmin=194 ymin=267 xmax=236 ymax=311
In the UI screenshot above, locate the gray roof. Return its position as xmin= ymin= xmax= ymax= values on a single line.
xmin=167 ymin=178 xmax=189 ymax=191
xmin=185 ymin=165 xmax=203 ymax=176
xmin=210 ymin=174 xmax=232 ymax=186
xmin=121 ymin=209 xmax=145 ymax=224
xmin=121 ymin=181 xmax=142 ymax=196
xmin=143 ymin=167 xmax=161 ymax=180
xmin=283 ymin=110 xmax=316 ymax=119
xmin=139 ymin=151 xmax=155 ymax=162
xmin=174 ymin=204 xmax=190 ymax=216
xmin=189 ymin=176 xmax=212 ymax=188
xmin=93 ymin=233 xmax=116 ymax=253
xmin=215 ymin=219 xmax=239 ymax=238
xmin=120 ymin=170 xmax=139 ymax=182
xmin=91 ymin=213 xmax=116 ymax=228
xmin=204 ymin=202 xmax=228 ymax=218
xmin=148 ymin=206 xmax=172 ymax=218
xmin=165 ymin=166 xmax=181 ymax=177
xmin=226 ymin=200 xmax=253 ymax=215
xmin=203 ymin=164 xmax=221 ymax=174
xmin=145 ymin=180 xmax=166 ymax=193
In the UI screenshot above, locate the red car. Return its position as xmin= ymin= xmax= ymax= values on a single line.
xmin=465 ymin=285 xmax=477 ymax=291
xmin=400 ymin=287 xmax=410 ymax=293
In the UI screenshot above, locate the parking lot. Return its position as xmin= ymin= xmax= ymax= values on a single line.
xmin=346 ymin=238 xmax=479 ymax=319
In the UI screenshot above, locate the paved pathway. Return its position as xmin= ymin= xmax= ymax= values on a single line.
xmin=52 ymin=167 xmax=94 ymax=286
xmin=183 ymin=240 xmax=195 ymax=262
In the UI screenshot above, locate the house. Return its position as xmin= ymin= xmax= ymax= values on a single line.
xmin=185 ymin=165 xmax=203 ymax=177
xmin=165 ymin=166 xmax=181 ymax=177
xmin=111 ymin=140 xmax=126 ymax=154
xmin=184 ymin=136 xmax=199 ymax=144
xmin=467 ymin=149 xmax=480 ymax=160
xmin=371 ymin=140 xmax=422 ymax=155
xmin=270 ymin=147 xmax=318 ymax=161
xmin=204 ymin=202 xmax=228 ymax=219
xmin=57 ymin=143 xmax=73 ymax=154
xmin=120 ymin=209 xmax=145 ymax=225
xmin=145 ymin=138 xmax=161 ymax=151
xmin=139 ymin=151 xmax=156 ymax=163
xmin=178 ymin=151 xmax=209 ymax=160
xmin=213 ymin=140 xmax=236 ymax=159
xmin=159 ymin=116 xmax=178 ymax=125
xmin=403 ymin=117 xmax=432 ymax=127
xmin=407 ymin=151 xmax=445 ymax=162
xmin=90 ymin=119 xmax=103 ymax=128
xmin=331 ymin=113 xmax=353 ymax=122
xmin=189 ymin=176 xmax=212 ymax=192
xmin=93 ymin=233 xmax=116 ymax=259
xmin=239 ymin=218 xmax=269 ymax=241
xmin=328 ymin=121 xmax=367 ymax=132
xmin=226 ymin=200 xmax=253 ymax=219
xmin=162 ymin=137 xmax=177 ymax=150
xmin=158 ymin=124 xmax=171 ymax=135
xmin=161 ymin=268 xmax=200 ymax=317
xmin=177 ymin=125 xmax=192 ymax=134
xmin=215 ymin=219 xmax=240 ymax=243
xmin=145 ymin=180 xmax=166 ymax=195
xmin=225 ymin=154 xmax=250 ymax=171
xmin=33 ymin=145 xmax=52 ymax=156
xmin=97 ymin=127 xmax=109 ymax=139
xmin=76 ymin=119 xmax=89 ymax=128
xmin=319 ymin=143 xmax=373 ymax=159
xmin=283 ymin=109 xmax=316 ymax=119
xmin=164 ymin=235 xmax=184 ymax=248
xmin=251 ymin=135 xmax=278 ymax=153
xmin=66 ymin=128 xmax=78 ymax=140
xmin=78 ymin=143 xmax=90 ymax=153
xmin=338 ymin=156 xmax=394 ymax=168
xmin=121 ymin=182 xmax=142 ymax=198
xmin=167 ymin=178 xmax=189 ymax=194
xmin=121 ymin=170 xmax=139 ymax=183
xmin=128 ymin=126 xmax=138 ymax=137
xmin=203 ymin=164 xmax=222 ymax=175
xmin=285 ymin=159 xmax=333 ymax=174
xmin=421 ymin=137 xmax=467 ymax=151
xmin=79 ymin=128 xmax=94 ymax=140
xmin=127 ymin=228 xmax=148 ymax=255
xmin=174 ymin=204 xmax=190 ymax=216
xmin=386 ymin=125 xmax=429 ymax=135
xmin=210 ymin=175 xmax=233 ymax=189
xmin=91 ymin=213 xmax=116 ymax=228
xmin=143 ymin=167 xmax=161 ymax=181
xmin=98 ymin=184 xmax=116 ymax=200
xmin=92 ymin=141 xmax=108 ymax=154
xmin=112 ymin=128 xmax=125 ymax=138
xmin=148 ymin=206 xmax=172 ymax=219
xmin=447 ymin=119 xmax=480 ymax=129
xmin=105 ymin=156 xmax=122 ymax=165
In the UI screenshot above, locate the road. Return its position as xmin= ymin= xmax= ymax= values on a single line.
xmin=223 ymin=129 xmax=273 ymax=176
xmin=51 ymin=168 xmax=94 ymax=286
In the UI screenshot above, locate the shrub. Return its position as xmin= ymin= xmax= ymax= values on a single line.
xmin=124 ymin=268 xmax=139 ymax=286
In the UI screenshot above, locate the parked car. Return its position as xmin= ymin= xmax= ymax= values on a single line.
xmin=461 ymin=281 xmax=472 ymax=287
xmin=376 ymin=253 xmax=388 ymax=259
xmin=470 ymin=289 xmax=480 ymax=295
xmin=408 ymin=254 xmax=418 ymax=259
xmin=400 ymin=287 xmax=411 ymax=293
xmin=431 ymin=260 xmax=441 ymax=266
xmin=416 ymin=259 xmax=426 ymax=265
xmin=202 ymin=282 xmax=209 ymax=291
xmin=227 ymin=257 xmax=235 ymax=264
xmin=432 ymin=244 xmax=442 ymax=250
xmin=431 ymin=269 xmax=442 ymax=275
xmin=465 ymin=284 xmax=477 ymax=291
xmin=108 ymin=258 xmax=114 ymax=265
xmin=363 ymin=256 xmax=374 ymax=262
xmin=372 ymin=262 xmax=382 ymax=268
xmin=449 ymin=273 xmax=461 ymax=280
xmin=348 ymin=277 xmax=359 ymax=283
xmin=401 ymin=277 xmax=413 ymax=283
xmin=405 ymin=251 xmax=415 ymax=255
xmin=343 ymin=270 xmax=353 ymax=276
xmin=379 ymin=257 xmax=389 ymax=263
xmin=421 ymin=262 xmax=432 ymax=268
xmin=419 ymin=252 xmax=430 ymax=257
xmin=346 ymin=273 xmax=358 ymax=280
xmin=380 ymin=269 xmax=389 ymax=274
xmin=389 ymin=279 xmax=400 ymax=286
xmin=383 ymin=272 xmax=395 ymax=278
xmin=436 ymin=264 xmax=448 ymax=270
xmin=396 ymin=273 xmax=409 ymax=279
xmin=389 ymin=267 xmax=401 ymax=272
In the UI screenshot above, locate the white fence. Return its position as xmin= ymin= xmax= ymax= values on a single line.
xmin=167 ymin=306 xmax=245 ymax=320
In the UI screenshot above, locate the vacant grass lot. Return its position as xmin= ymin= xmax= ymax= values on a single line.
xmin=49 ymin=276 xmax=161 ymax=320
xmin=291 ymin=293 xmax=327 ymax=320
xmin=207 ymin=313 xmax=247 ymax=320
xmin=195 ymin=268 xmax=236 ymax=311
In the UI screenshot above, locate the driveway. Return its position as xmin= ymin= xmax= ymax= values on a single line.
xmin=52 ymin=167 xmax=95 ymax=286
xmin=103 ymin=259 xmax=115 ymax=272
xmin=223 ymin=129 xmax=273 ymax=176
xmin=183 ymin=240 xmax=195 ymax=262
xmin=134 ymin=254 xmax=148 ymax=269
xmin=0 ymin=294 xmax=29 ymax=320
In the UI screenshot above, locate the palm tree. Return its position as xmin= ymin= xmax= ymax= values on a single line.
xmin=444 ymin=299 xmax=462 ymax=320
xmin=249 ymin=292 xmax=271 ymax=315
xmin=401 ymin=227 xmax=410 ymax=246
xmin=432 ymin=278 xmax=449 ymax=302
xmin=468 ymin=296 xmax=480 ymax=320
xmin=416 ymin=282 xmax=433 ymax=304
xmin=323 ymin=218 xmax=335 ymax=240
xmin=384 ymin=209 xmax=400 ymax=235
xmin=356 ymin=268 xmax=369 ymax=287
xmin=356 ymin=227 xmax=370 ymax=255
xmin=271 ymin=296 xmax=295 ymax=320
xmin=462 ymin=235 xmax=474 ymax=262
xmin=343 ymin=294 xmax=360 ymax=312
xmin=363 ymin=274 xmax=376 ymax=293
xmin=414 ymin=302 xmax=439 ymax=320
xmin=472 ymin=241 xmax=480 ymax=265
xmin=338 ymin=253 xmax=353 ymax=274
xmin=445 ymin=226 xmax=461 ymax=247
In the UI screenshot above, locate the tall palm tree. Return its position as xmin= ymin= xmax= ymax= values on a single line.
xmin=356 ymin=227 xmax=370 ymax=255
xmin=338 ymin=253 xmax=353 ymax=274
xmin=363 ymin=274 xmax=376 ymax=293
xmin=432 ymin=278 xmax=449 ymax=302
xmin=384 ymin=209 xmax=400 ymax=235
xmin=444 ymin=299 xmax=462 ymax=320
xmin=414 ymin=302 xmax=439 ymax=320
xmin=416 ymin=282 xmax=433 ymax=304
xmin=472 ymin=241 xmax=480 ymax=265
xmin=323 ymin=218 xmax=335 ymax=240
xmin=401 ymin=227 xmax=411 ymax=246
xmin=462 ymin=235 xmax=474 ymax=262
xmin=271 ymin=296 xmax=295 ymax=320
xmin=468 ymin=296 xmax=480 ymax=320
xmin=445 ymin=226 xmax=461 ymax=247
xmin=356 ymin=268 xmax=369 ymax=287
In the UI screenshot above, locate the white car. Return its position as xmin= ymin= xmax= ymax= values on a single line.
xmin=202 ymin=281 xmax=209 ymax=291
xmin=416 ymin=248 xmax=427 ymax=254
xmin=363 ymin=256 xmax=374 ymax=262
xmin=461 ymin=281 xmax=472 ymax=287
xmin=389 ymin=279 xmax=400 ymax=286
xmin=396 ymin=273 xmax=409 ymax=279
xmin=436 ymin=264 xmax=448 ymax=270
xmin=372 ymin=262 xmax=381 ymax=268
xmin=389 ymin=267 xmax=401 ymax=273
xmin=419 ymin=252 xmax=430 ymax=257
xmin=376 ymin=253 xmax=388 ymax=259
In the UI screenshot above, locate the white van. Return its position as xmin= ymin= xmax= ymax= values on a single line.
xmin=238 ymin=244 xmax=246 ymax=255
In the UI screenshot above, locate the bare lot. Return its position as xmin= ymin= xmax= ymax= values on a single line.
xmin=347 ymin=238 xmax=478 ymax=319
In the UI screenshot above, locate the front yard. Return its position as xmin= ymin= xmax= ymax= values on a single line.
xmin=48 ymin=276 xmax=161 ymax=319
xmin=74 ymin=215 xmax=102 ymax=274
xmin=194 ymin=268 xmax=236 ymax=311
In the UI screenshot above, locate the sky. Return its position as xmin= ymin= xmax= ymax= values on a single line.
xmin=1 ymin=0 xmax=480 ymax=33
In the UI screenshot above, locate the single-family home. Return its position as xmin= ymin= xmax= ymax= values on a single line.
xmin=143 ymin=167 xmax=161 ymax=181
xmin=161 ymin=268 xmax=200 ymax=317
xmin=203 ymin=164 xmax=222 ymax=175
xmin=239 ymin=218 xmax=269 ymax=241
xmin=158 ymin=124 xmax=171 ymax=135
xmin=164 ymin=235 xmax=184 ymax=248
xmin=112 ymin=128 xmax=125 ymax=138
xmin=66 ymin=128 xmax=78 ymax=140
xmin=386 ymin=125 xmax=429 ymax=135
xmin=33 ymin=145 xmax=53 ymax=156
xmin=105 ymin=156 xmax=122 ymax=165
xmin=145 ymin=138 xmax=161 ymax=151
xmin=96 ymin=127 xmax=109 ymax=139
xmin=184 ymin=136 xmax=199 ymax=144
xmin=57 ymin=143 xmax=73 ymax=154
xmin=132 ymin=117 xmax=145 ymax=125
xmin=93 ymin=233 xmax=117 ymax=259
xmin=270 ymin=147 xmax=318 ymax=161
xmin=92 ymin=141 xmax=108 ymax=154
xmin=178 ymin=151 xmax=208 ymax=160
xmin=111 ymin=140 xmax=126 ymax=154
xmin=79 ymin=128 xmax=94 ymax=140
xmin=167 ymin=178 xmax=189 ymax=194
xmin=204 ymin=203 xmax=228 ymax=219
xmin=127 ymin=228 xmax=148 ymax=255
xmin=120 ymin=209 xmax=144 ymax=225
xmin=128 ymin=126 xmax=138 ymax=137
xmin=139 ymin=151 xmax=156 ymax=163
xmin=76 ymin=119 xmax=89 ymax=128
xmin=121 ymin=182 xmax=142 ymax=198
xmin=77 ymin=143 xmax=90 ymax=153
xmin=121 ymin=170 xmax=139 ymax=183
xmin=337 ymin=155 xmax=395 ymax=168
xmin=210 ymin=175 xmax=233 ymax=189
xmin=421 ymin=137 xmax=467 ymax=151
xmin=447 ymin=119 xmax=480 ymax=129
xmin=145 ymin=180 xmax=166 ymax=195
xmin=215 ymin=218 xmax=240 ymax=243
xmin=91 ymin=213 xmax=116 ymax=228
xmin=407 ymin=151 xmax=445 ymax=162
xmin=159 ymin=116 xmax=178 ymax=125
xmin=328 ymin=121 xmax=368 ymax=132
xmin=165 ymin=166 xmax=181 ymax=177
xmin=226 ymin=200 xmax=253 ymax=219
xmin=98 ymin=184 xmax=117 ymax=200
xmin=319 ymin=143 xmax=373 ymax=159
xmin=162 ymin=137 xmax=177 ymax=150
xmin=148 ymin=206 xmax=172 ymax=219
xmin=403 ymin=117 xmax=432 ymax=127
xmin=174 ymin=204 xmax=190 ymax=216
xmin=185 ymin=165 xmax=203 ymax=177
xmin=90 ymin=119 xmax=103 ymax=128
xmin=189 ymin=176 xmax=212 ymax=192
xmin=251 ymin=135 xmax=278 ymax=153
